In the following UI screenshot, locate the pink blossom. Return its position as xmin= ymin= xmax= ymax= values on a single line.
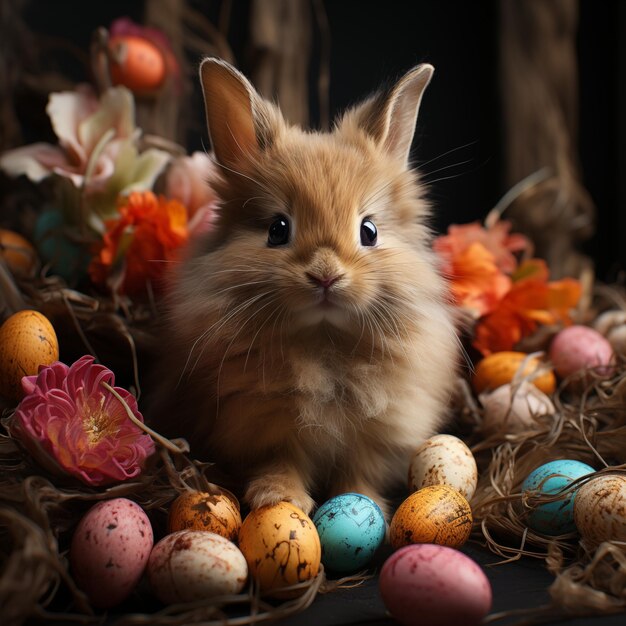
xmin=11 ymin=356 xmax=155 ymax=486
xmin=165 ymin=152 xmax=219 ymax=236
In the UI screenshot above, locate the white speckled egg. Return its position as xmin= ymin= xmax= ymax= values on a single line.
xmin=147 ymin=530 xmax=248 ymax=604
xmin=479 ymin=381 xmax=555 ymax=433
xmin=379 ymin=544 xmax=492 ymax=626
xmin=70 ymin=498 xmax=153 ymax=608
xmin=408 ymin=434 xmax=477 ymax=500
xmin=574 ymin=475 xmax=626 ymax=545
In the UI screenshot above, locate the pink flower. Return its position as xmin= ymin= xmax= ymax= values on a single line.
xmin=11 ymin=355 xmax=155 ymax=486
xmin=165 ymin=152 xmax=219 ymax=236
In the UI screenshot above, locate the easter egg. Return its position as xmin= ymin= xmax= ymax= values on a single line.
xmin=312 ymin=493 xmax=386 ymax=573
xmin=473 ymin=351 xmax=556 ymax=395
xmin=379 ymin=544 xmax=492 ymax=626
xmin=522 ymin=459 xmax=595 ymax=535
xmin=0 ymin=310 xmax=59 ymax=401
xmin=574 ymin=475 xmax=626 ymax=545
xmin=147 ymin=530 xmax=248 ymax=604
xmin=389 ymin=485 xmax=473 ymax=550
xmin=70 ymin=498 xmax=153 ymax=608
xmin=408 ymin=434 xmax=477 ymax=500
xmin=549 ymin=325 xmax=613 ymax=379
xmin=238 ymin=501 xmax=321 ymax=597
xmin=34 ymin=209 xmax=91 ymax=284
xmin=109 ymin=35 xmax=166 ymax=93
xmin=479 ymin=381 xmax=555 ymax=433
xmin=168 ymin=491 xmax=242 ymax=541
xmin=0 ymin=229 xmax=37 ymax=277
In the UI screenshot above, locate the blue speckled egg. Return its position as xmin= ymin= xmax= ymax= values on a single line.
xmin=312 ymin=493 xmax=386 ymax=573
xmin=522 ymin=459 xmax=595 ymax=535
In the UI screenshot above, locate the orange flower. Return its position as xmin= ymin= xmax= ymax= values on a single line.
xmin=89 ymin=190 xmax=188 ymax=294
xmin=473 ymin=259 xmax=581 ymax=355
xmin=444 ymin=242 xmax=511 ymax=317
xmin=434 ymin=220 xmax=530 ymax=274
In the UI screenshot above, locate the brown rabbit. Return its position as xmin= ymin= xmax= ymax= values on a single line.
xmin=151 ymin=58 xmax=459 ymax=518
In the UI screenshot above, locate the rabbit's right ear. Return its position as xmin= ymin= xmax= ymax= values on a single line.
xmin=199 ymin=58 xmax=269 ymax=170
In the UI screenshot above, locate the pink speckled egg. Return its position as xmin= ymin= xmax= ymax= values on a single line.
xmin=379 ymin=544 xmax=492 ymax=626
xmin=70 ymin=498 xmax=153 ymax=608
xmin=549 ymin=325 xmax=614 ymax=379
xmin=147 ymin=530 xmax=248 ymax=604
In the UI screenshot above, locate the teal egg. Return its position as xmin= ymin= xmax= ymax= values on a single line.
xmin=312 ymin=493 xmax=386 ymax=573
xmin=522 ymin=459 xmax=595 ymax=535
xmin=34 ymin=209 xmax=91 ymax=284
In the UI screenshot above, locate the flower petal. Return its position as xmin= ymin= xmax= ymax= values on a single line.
xmin=0 ymin=143 xmax=68 ymax=182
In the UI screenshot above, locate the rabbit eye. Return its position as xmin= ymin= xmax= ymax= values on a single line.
xmin=360 ymin=219 xmax=377 ymax=246
xmin=268 ymin=216 xmax=290 ymax=246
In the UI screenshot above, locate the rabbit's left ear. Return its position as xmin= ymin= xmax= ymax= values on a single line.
xmin=350 ymin=64 xmax=434 ymax=164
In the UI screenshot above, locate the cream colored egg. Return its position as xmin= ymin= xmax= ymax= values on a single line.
xmin=573 ymin=475 xmax=626 ymax=545
xmin=479 ymin=381 xmax=555 ymax=434
xmin=147 ymin=530 xmax=248 ymax=604
xmin=408 ymin=434 xmax=477 ymax=500
xmin=607 ymin=325 xmax=626 ymax=356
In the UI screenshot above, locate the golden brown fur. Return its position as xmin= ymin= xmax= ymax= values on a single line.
xmin=150 ymin=59 xmax=459 ymax=517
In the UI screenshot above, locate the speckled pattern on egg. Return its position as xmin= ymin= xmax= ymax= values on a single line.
xmin=147 ymin=530 xmax=248 ymax=604
xmin=312 ymin=493 xmax=386 ymax=573
xmin=379 ymin=544 xmax=492 ymax=626
xmin=574 ymin=475 xmax=626 ymax=545
xmin=408 ymin=434 xmax=477 ymax=500
xmin=522 ymin=459 xmax=595 ymax=535
xmin=389 ymin=485 xmax=473 ymax=550
xmin=0 ymin=310 xmax=59 ymax=401
xmin=168 ymin=491 xmax=242 ymax=541
xmin=238 ymin=501 xmax=321 ymax=598
xmin=70 ymin=498 xmax=153 ymax=608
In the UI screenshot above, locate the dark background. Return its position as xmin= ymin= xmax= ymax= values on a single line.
xmin=15 ymin=0 xmax=626 ymax=281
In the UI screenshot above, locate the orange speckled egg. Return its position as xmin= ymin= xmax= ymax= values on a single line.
xmin=109 ymin=35 xmax=166 ymax=93
xmin=0 ymin=310 xmax=59 ymax=401
xmin=0 ymin=229 xmax=37 ymax=278
xmin=389 ymin=485 xmax=473 ymax=550
xmin=472 ymin=351 xmax=555 ymax=395
xmin=168 ymin=491 xmax=242 ymax=541
xmin=238 ymin=501 xmax=321 ymax=598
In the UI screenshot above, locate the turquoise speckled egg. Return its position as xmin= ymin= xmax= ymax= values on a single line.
xmin=522 ymin=459 xmax=595 ymax=535
xmin=312 ymin=493 xmax=386 ymax=573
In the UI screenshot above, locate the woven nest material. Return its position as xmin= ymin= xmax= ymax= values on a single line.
xmin=1 ymin=258 xmax=626 ymax=625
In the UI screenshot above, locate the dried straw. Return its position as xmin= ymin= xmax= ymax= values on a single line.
xmin=462 ymin=346 xmax=626 ymax=623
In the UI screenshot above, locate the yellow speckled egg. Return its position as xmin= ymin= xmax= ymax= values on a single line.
xmin=574 ymin=475 xmax=626 ymax=545
xmin=168 ymin=491 xmax=242 ymax=541
xmin=473 ymin=351 xmax=556 ymax=395
xmin=238 ymin=501 xmax=321 ymax=597
xmin=0 ymin=310 xmax=59 ymax=401
xmin=408 ymin=434 xmax=477 ymax=500
xmin=0 ymin=229 xmax=37 ymax=278
xmin=390 ymin=485 xmax=473 ymax=550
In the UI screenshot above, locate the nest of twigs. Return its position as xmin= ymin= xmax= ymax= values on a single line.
xmin=2 ymin=245 xmax=626 ymax=625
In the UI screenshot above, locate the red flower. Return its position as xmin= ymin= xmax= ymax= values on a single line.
xmin=89 ymin=190 xmax=188 ymax=294
xmin=10 ymin=355 xmax=155 ymax=486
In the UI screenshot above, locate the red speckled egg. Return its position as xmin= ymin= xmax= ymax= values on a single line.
xmin=147 ymin=530 xmax=248 ymax=604
xmin=549 ymin=325 xmax=613 ymax=379
xmin=379 ymin=544 xmax=492 ymax=626
xmin=70 ymin=498 xmax=153 ymax=608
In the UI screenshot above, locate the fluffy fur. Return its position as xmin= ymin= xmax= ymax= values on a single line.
xmin=150 ymin=59 xmax=459 ymax=517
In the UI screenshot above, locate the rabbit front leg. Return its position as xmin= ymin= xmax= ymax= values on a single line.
xmin=244 ymin=459 xmax=315 ymax=515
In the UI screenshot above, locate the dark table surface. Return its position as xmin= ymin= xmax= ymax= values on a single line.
xmin=278 ymin=542 xmax=626 ymax=626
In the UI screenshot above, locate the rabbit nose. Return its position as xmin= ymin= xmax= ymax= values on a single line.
xmin=306 ymin=272 xmax=341 ymax=289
